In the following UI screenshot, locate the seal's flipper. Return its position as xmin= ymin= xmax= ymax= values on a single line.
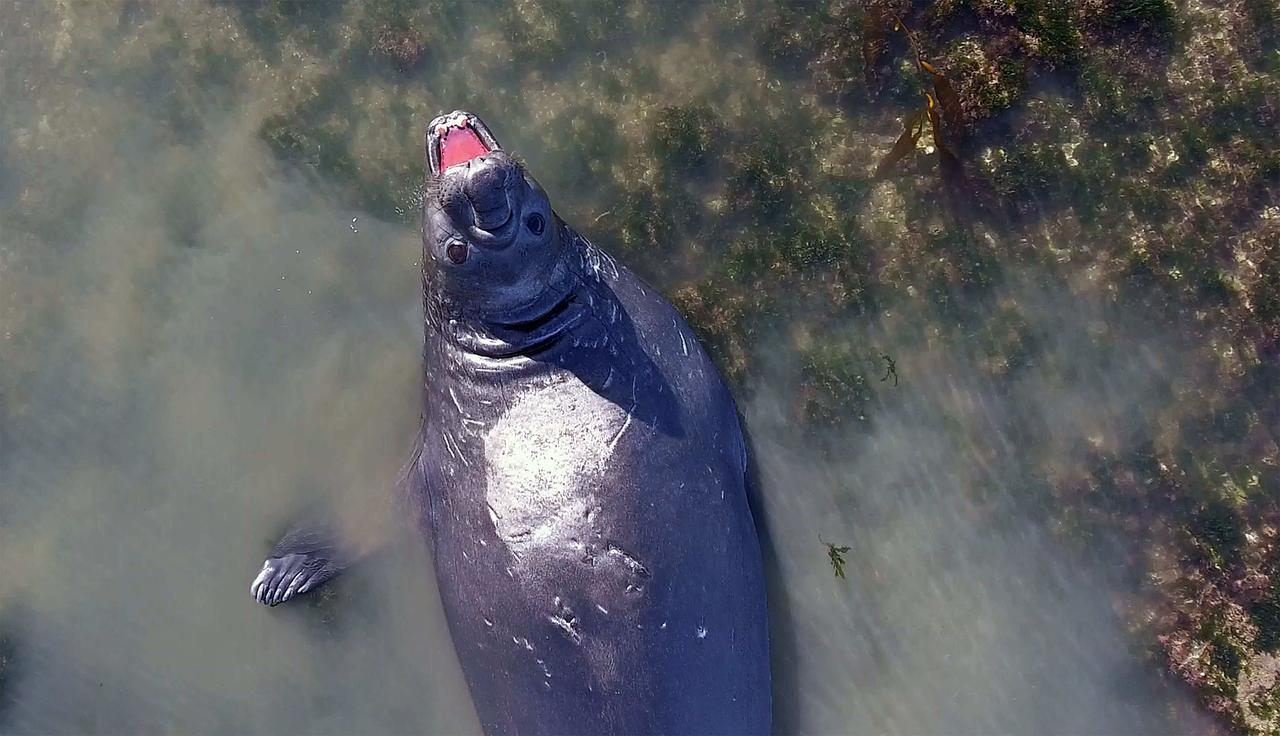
xmin=251 ymin=521 xmax=348 ymax=606
xmin=250 ymin=431 xmax=426 ymax=608
xmin=250 ymin=553 xmax=338 ymax=606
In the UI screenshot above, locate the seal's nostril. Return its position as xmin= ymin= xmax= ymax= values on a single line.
xmin=465 ymin=162 xmax=513 ymax=231
xmin=474 ymin=207 xmax=511 ymax=231
xmin=466 ymin=161 xmax=506 ymax=194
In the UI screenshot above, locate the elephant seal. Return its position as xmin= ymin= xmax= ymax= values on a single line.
xmin=252 ymin=110 xmax=771 ymax=735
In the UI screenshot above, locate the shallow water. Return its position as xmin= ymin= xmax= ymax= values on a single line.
xmin=0 ymin=2 xmax=1227 ymax=734
xmin=751 ymin=290 xmax=1201 ymax=733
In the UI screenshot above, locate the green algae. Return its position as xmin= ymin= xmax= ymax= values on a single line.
xmin=1106 ymin=0 xmax=1177 ymax=34
xmin=1188 ymin=498 xmax=1247 ymax=571
xmin=822 ymin=537 xmax=852 ymax=579
xmin=1254 ymin=587 xmax=1280 ymax=653
xmin=797 ymin=341 xmax=880 ymax=428
xmin=649 ymin=105 xmax=721 ymax=175
xmin=725 ymin=129 xmax=810 ymax=225
xmin=1013 ymin=0 xmax=1083 ymax=68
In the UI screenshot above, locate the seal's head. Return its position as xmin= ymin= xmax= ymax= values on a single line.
xmin=424 ymin=111 xmax=566 ymax=321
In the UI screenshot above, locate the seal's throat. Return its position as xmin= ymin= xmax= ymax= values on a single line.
xmin=485 ymin=287 xmax=588 ymax=358
xmin=439 ymin=126 xmax=487 ymax=170
xmin=444 ymin=280 xmax=596 ymax=363
xmin=499 ymin=289 xmax=578 ymax=333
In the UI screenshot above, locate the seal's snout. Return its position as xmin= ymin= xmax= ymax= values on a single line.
xmin=464 ymin=158 xmax=514 ymax=230
xmin=429 ymin=110 xmax=521 ymax=235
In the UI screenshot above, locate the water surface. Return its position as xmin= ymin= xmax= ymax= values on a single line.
xmin=0 ymin=2 xmax=1230 ymax=733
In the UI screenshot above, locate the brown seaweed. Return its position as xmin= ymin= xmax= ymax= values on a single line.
xmin=924 ymin=93 xmax=998 ymax=215
xmin=869 ymin=23 xmax=998 ymax=218
xmin=874 ymin=109 xmax=925 ymax=177
xmin=920 ymin=59 xmax=964 ymax=145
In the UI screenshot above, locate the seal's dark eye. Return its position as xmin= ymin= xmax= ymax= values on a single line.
xmin=525 ymin=213 xmax=545 ymax=236
xmin=446 ymin=242 xmax=468 ymax=265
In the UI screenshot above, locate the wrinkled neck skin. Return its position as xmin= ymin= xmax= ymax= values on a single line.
xmin=423 ymin=221 xmax=607 ymax=371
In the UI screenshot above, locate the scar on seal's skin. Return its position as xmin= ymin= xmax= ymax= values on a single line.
xmin=606 ymin=543 xmax=650 ymax=580
xmin=549 ymin=597 xmax=583 ymax=645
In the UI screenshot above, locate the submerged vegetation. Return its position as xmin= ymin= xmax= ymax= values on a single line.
xmin=822 ymin=538 xmax=852 ymax=580
xmin=0 ymin=0 xmax=1277 ymax=731
xmin=0 ymin=629 xmax=11 ymax=710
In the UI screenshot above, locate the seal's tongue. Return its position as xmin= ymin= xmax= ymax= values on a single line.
xmin=439 ymin=126 xmax=489 ymax=171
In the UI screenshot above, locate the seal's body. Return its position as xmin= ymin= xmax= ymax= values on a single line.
xmin=253 ymin=111 xmax=770 ymax=735
xmin=419 ymin=229 xmax=769 ymax=736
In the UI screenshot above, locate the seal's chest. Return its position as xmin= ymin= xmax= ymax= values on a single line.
xmin=481 ymin=375 xmax=633 ymax=548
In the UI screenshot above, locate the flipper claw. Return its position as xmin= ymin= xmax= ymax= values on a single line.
xmin=250 ymin=547 xmax=342 ymax=607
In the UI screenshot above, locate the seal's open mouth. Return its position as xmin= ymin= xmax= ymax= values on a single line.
xmin=429 ymin=111 xmax=499 ymax=176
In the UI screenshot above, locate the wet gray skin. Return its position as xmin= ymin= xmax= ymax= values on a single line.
xmin=252 ymin=111 xmax=771 ymax=735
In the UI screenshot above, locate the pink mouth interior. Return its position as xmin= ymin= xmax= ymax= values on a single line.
xmin=438 ymin=126 xmax=489 ymax=170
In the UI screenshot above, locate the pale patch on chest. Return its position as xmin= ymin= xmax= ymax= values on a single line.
xmin=483 ymin=375 xmax=631 ymax=548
